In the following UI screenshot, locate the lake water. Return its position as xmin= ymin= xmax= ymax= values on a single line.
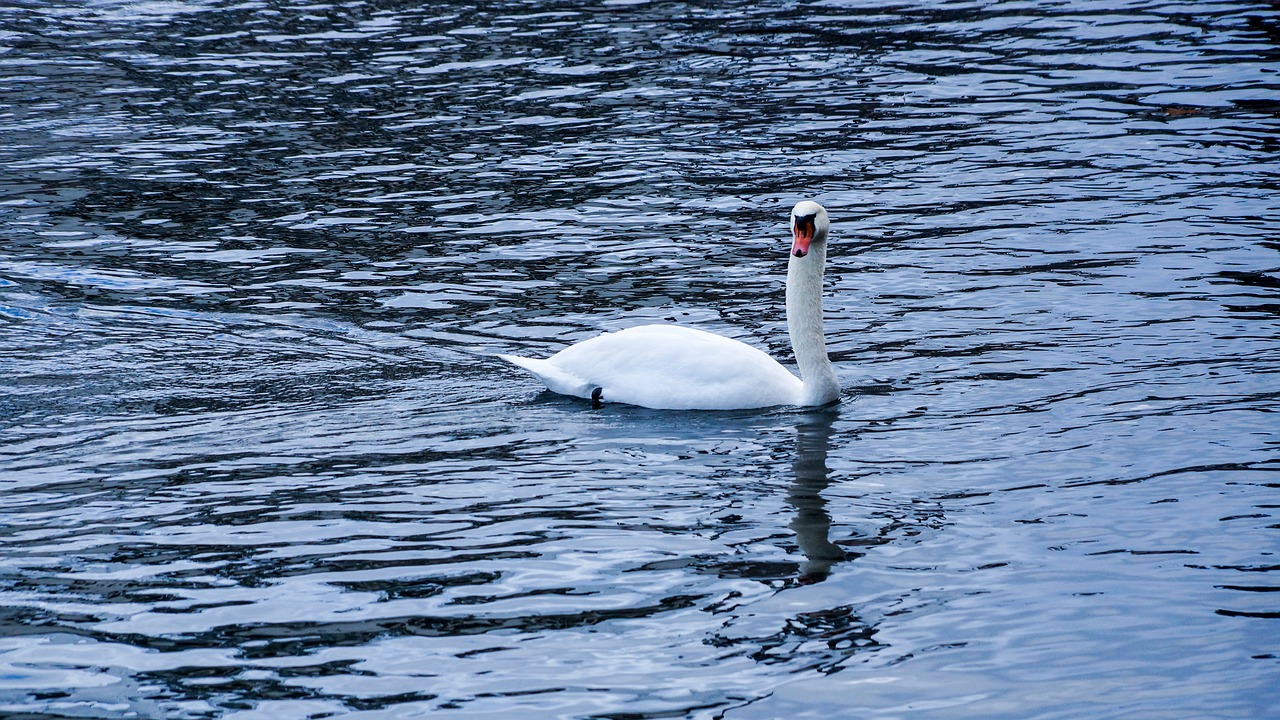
xmin=2 ymin=1 xmax=1278 ymax=718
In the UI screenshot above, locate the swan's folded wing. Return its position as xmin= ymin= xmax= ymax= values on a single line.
xmin=547 ymin=326 xmax=803 ymax=410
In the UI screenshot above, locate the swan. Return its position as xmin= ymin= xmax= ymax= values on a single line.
xmin=499 ymin=200 xmax=839 ymax=410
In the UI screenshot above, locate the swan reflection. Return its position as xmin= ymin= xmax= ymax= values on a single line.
xmin=787 ymin=409 xmax=847 ymax=583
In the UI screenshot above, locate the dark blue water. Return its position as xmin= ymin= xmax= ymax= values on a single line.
xmin=2 ymin=1 xmax=1278 ymax=718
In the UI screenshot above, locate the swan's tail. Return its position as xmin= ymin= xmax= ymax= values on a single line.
xmin=498 ymin=354 xmax=596 ymax=399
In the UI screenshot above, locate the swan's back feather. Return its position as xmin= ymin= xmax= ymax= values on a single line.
xmin=497 ymin=354 xmax=596 ymax=399
xmin=505 ymin=324 xmax=802 ymax=410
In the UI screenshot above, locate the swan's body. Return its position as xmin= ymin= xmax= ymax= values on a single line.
xmin=502 ymin=325 xmax=804 ymax=410
xmin=500 ymin=201 xmax=839 ymax=410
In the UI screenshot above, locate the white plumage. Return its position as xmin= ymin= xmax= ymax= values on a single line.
xmin=500 ymin=201 xmax=839 ymax=410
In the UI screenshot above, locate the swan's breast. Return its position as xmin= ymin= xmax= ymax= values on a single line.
xmin=549 ymin=325 xmax=802 ymax=410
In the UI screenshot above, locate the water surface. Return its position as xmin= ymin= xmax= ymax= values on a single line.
xmin=2 ymin=1 xmax=1278 ymax=718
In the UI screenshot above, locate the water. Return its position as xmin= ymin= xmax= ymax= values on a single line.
xmin=2 ymin=0 xmax=1278 ymax=717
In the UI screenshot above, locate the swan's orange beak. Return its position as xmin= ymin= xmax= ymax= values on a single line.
xmin=792 ymin=215 xmax=815 ymax=257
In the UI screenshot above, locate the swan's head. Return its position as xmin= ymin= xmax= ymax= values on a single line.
xmin=788 ymin=198 xmax=829 ymax=257
xmin=790 ymin=201 xmax=829 ymax=258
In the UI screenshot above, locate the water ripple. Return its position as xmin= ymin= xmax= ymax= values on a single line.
xmin=2 ymin=0 xmax=1278 ymax=718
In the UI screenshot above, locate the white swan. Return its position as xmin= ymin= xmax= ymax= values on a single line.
xmin=499 ymin=200 xmax=839 ymax=410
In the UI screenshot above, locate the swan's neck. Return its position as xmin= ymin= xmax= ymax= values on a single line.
xmin=786 ymin=244 xmax=839 ymax=406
